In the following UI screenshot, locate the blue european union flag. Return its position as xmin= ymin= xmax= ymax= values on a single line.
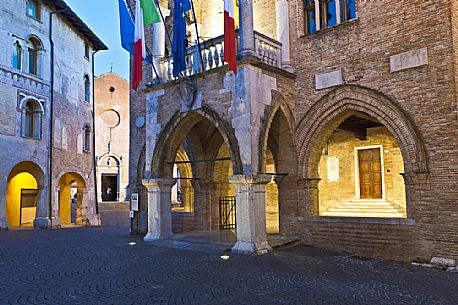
xmin=172 ymin=0 xmax=191 ymax=77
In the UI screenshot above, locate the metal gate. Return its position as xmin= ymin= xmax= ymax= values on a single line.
xmin=219 ymin=196 xmax=236 ymax=230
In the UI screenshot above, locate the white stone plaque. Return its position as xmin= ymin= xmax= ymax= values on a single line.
xmin=390 ymin=47 xmax=428 ymax=73
xmin=327 ymin=156 xmax=340 ymax=182
xmin=131 ymin=193 xmax=139 ymax=211
xmin=315 ymin=69 xmax=343 ymax=90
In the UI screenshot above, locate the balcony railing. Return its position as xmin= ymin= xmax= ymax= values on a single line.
xmin=156 ymin=31 xmax=283 ymax=83
xmin=0 ymin=65 xmax=50 ymax=96
xmin=254 ymin=31 xmax=282 ymax=68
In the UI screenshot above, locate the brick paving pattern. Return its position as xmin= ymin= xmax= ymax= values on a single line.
xmin=0 ymin=227 xmax=457 ymax=305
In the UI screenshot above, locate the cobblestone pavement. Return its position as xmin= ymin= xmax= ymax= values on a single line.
xmin=0 ymin=227 xmax=457 ymax=305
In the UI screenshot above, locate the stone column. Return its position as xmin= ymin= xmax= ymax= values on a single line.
xmin=230 ymin=174 xmax=272 ymax=255
xmin=152 ymin=6 xmax=170 ymax=80
xmin=34 ymin=186 xmax=50 ymax=228
xmin=0 ymin=175 xmax=7 ymax=229
xmin=76 ymin=187 xmax=89 ymax=225
xmin=276 ymin=0 xmax=292 ymax=71
xmin=143 ymin=178 xmax=176 ymax=241
xmin=239 ymin=0 xmax=255 ymax=58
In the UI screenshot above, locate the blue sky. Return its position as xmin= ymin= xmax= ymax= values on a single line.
xmin=65 ymin=0 xmax=129 ymax=80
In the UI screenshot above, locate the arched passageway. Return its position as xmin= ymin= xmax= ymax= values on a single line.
xmin=6 ymin=161 xmax=46 ymax=228
xmin=58 ymin=172 xmax=87 ymax=226
xmin=144 ymin=108 xmax=242 ymax=240
xmin=316 ymin=112 xmax=407 ymax=217
xmin=296 ymin=86 xmax=428 ymax=219
xmin=261 ymin=103 xmax=298 ymax=236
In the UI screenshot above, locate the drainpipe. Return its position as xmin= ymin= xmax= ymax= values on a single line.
xmin=92 ymin=50 xmax=100 ymax=215
xmin=48 ymin=8 xmax=67 ymax=228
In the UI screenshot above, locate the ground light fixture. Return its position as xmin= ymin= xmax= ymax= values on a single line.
xmin=220 ymin=255 xmax=230 ymax=260
xmin=129 ymin=242 xmax=136 ymax=246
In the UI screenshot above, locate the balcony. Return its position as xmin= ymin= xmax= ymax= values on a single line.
xmin=0 ymin=65 xmax=50 ymax=97
xmin=154 ymin=31 xmax=284 ymax=84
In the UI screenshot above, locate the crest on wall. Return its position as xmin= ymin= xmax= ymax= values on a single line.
xmin=179 ymin=77 xmax=201 ymax=112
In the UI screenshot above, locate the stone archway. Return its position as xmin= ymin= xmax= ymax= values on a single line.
xmin=5 ymin=161 xmax=47 ymax=228
xmin=151 ymin=106 xmax=242 ymax=178
xmin=259 ymin=94 xmax=299 ymax=234
xmin=57 ymin=172 xmax=88 ymax=226
xmin=143 ymin=107 xmax=242 ymax=241
xmin=296 ymin=85 xmax=429 ymax=218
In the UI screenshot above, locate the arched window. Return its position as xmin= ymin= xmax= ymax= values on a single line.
xmin=27 ymin=39 xmax=39 ymax=75
xmin=21 ymin=100 xmax=43 ymax=139
xmin=27 ymin=0 xmax=40 ymax=19
xmin=83 ymin=124 xmax=91 ymax=152
xmin=12 ymin=41 xmax=22 ymax=70
xmin=84 ymin=75 xmax=90 ymax=102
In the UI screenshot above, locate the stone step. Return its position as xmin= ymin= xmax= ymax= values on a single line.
xmin=328 ymin=208 xmax=400 ymax=213
xmin=345 ymin=200 xmax=392 ymax=206
xmin=332 ymin=205 xmax=397 ymax=210
xmin=321 ymin=211 xmax=404 ymax=218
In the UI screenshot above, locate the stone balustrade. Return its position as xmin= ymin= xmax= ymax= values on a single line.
xmin=254 ymin=31 xmax=282 ymax=68
xmin=0 ymin=65 xmax=50 ymax=97
xmin=156 ymin=30 xmax=283 ymax=83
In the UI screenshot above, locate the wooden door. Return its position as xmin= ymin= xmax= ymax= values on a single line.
xmin=358 ymin=148 xmax=382 ymax=199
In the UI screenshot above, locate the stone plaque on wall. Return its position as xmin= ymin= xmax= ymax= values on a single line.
xmin=0 ymin=83 xmax=17 ymax=136
xmin=390 ymin=47 xmax=428 ymax=73
xmin=327 ymin=156 xmax=340 ymax=182
xmin=315 ymin=69 xmax=343 ymax=90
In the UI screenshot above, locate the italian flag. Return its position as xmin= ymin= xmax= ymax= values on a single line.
xmin=132 ymin=0 xmax=160 ymax=91
xmin=224 ymin=0 xmax=237 ymax=75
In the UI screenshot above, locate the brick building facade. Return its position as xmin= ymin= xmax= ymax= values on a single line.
xmin=129 ymin=0 xmax=458 ymax=262
xmin=0 ymin=0 xmax=107 ymax=229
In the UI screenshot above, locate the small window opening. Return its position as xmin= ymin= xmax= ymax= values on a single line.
xmin=83 ymin=124 xmax=91 ymax=152
xmin=12 ymin=41 xmax=22 ymax=70
xmin=84 ymin=75 xmax=90 ymax=102
xmin=27 ymin=0 xmax=40 ymax=20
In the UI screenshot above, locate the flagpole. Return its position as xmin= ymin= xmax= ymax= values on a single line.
xmin=189 ymin=0 xmax=205 ymax=73
xmin=125 ymin=0 xmax=160 ymax=81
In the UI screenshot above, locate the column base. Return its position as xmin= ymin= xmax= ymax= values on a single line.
xmin=0 ymin=221 xmax=8 ymax=230
xmin=87 ymin=214 xmax=101 ymax=226
xmin=237 ymin=50 xmax=257 ymax=60
xmin=231 ymin=240 xmax=272 ymax=255
xmin=34 ymin=217 xmax=50 ymax=229
xmin=144 ymin=232 xmax=172 ymax=241
xmin=281 ymin=62 xmax=294 ymax=73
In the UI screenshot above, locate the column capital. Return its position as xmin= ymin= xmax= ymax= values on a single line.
xmin=229 ymin=174 xmax=272 ymax=185
xmin=142 ymin=178 xmax=176 ymax=190
xmin=303 ymin=177 xmax=321 ymax=189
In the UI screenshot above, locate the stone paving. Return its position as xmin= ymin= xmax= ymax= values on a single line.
xmin=0 ymin=227 xmax=457 ymax=305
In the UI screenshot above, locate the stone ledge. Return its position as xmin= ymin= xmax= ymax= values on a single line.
xmin=172 ymin=212 xmax=194 ymax=217
xmin=304 ymin=216 xmax=416 ymax=226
